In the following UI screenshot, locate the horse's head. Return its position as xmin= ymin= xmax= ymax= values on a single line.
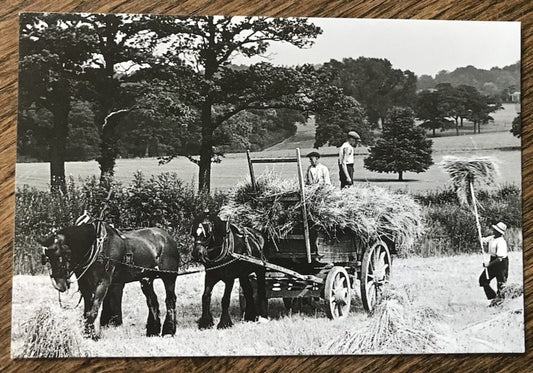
xmin=191 ymin=212 xmax=227 ymax=264
xmin=39 ymin=223 xmax=96 ymax=292
xmin=39 ymin=232 xmax=73 ymax=292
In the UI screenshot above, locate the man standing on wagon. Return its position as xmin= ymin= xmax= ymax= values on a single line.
xmin=479 ymin=221 xmax=509 ymax=304
xmin=338 ymin=131 xmax=361 ymax=188
xmin=305 ymin=151 xmax=331 ymax=185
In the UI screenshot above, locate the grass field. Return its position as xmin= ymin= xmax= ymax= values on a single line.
xmin=11 ymin=251 xmax=524 ymax=357
xmin=15 ymin=129 xmax=521 ymax=192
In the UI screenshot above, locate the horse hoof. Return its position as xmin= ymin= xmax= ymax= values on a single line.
xmin=217 ymin=320 xmax=233 ymax=329
xmin=198 ymin=318 xmax=214 ymax=330
xmin=243 ymin=312 xmax=257 ymax=322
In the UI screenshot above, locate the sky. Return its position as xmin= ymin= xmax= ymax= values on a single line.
xmin=231 ymin=17 xmax=521 ymax=77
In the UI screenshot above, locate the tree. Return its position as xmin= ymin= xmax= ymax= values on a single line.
xmin=76 ymin=13 xmax=175 ymax=185
xmin=364 ymin=107 xmax=433 ymax=181
xmin=416 ymin=90 xmax=454 ymax=136
xmin=18 ymin=13 xmax=93 ymax=191
xmin=463 ymin=90 xmax=502 ymax=134
xmin=158 ymin=16 xmax=322 ymax=192
xmin=313 ymin=85 xmax=371 ymax=147
xmin=510 ymin=115 xmax=521 ymax=137
xmin=322 ymin=57 xmax=417 ymax=127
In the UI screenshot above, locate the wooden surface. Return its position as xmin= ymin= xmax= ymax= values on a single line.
xmin=1 ymin=0 xmax=531 ymax=371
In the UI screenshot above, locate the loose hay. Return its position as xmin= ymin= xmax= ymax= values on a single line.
xmin=220 ymin=173 xmax=424 ymax=252
xmin=19 ymin=305 xmax=86 ymax=358
xmin=500 ymin=282 xmax=523 ymax=299
xmin=327 ymin=286 xmax=442 ymax=354
xmin=440 ymin=156 xmax=498 ymax=206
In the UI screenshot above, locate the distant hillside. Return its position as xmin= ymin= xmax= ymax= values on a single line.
xmin=417 ymin=62 xmax=520 ymax=100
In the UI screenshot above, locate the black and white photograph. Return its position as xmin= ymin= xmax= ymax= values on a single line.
xmin=12 ymin=13 xmax=523 ymax=357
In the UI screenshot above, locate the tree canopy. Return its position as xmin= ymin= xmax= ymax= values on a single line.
xmin=322 ymin=57 xmax=417 ymax=127
xmin=364 ymin=107 xmax=433 ymax=181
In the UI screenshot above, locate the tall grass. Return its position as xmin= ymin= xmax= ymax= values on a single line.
xmin=411 ymin=184 xmax=522 ymax=257
xmin=14 ymin=173 xmax=226 ymax=274
xmin=14 ymin=175 xmax=522 ymax=274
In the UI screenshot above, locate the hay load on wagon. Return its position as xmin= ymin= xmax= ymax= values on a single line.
xmin=219 ymin=173 xmax=424 ymax=253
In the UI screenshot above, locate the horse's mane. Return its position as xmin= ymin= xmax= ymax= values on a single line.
xmin=58 ymin=224 xmax=97 ymax=253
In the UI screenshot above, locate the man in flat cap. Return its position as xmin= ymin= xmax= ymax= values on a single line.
xmin=338 ymin=131 xmax=361 ymax=188
xmin=306 ymin=151 xmax=331 ymax=185
xmin=479 ymin=221 xmax=509 ymax=304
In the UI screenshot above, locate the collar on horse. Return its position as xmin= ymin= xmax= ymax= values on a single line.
xmin=204 ymin=221 xmax=263 ymax=265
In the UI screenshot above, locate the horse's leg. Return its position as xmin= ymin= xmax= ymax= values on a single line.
xmin=140 ymin=277 xmax=161 ymax=337
xmin=84 ymin=278 xmax=112 ymax=340
xmin=239 ymin=275 xmax=257 ymax=322
xmin=198 ymin=273 xmax=216 ymax=329
xmin=217 ymin=277 xmax=235 ymax=329
xmin=161 ymin=274 xmax=177 ymax=336
xmin=101 ymin=282 xmax=124 ymax=327
xmin=256 ymin=268 xmax=268 ymax=318
xmin=82 ymin=292 xmax=97 ymax=339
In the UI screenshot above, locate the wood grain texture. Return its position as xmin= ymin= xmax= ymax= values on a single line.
xmin=1 ymin=0 xmax=531 ymax=371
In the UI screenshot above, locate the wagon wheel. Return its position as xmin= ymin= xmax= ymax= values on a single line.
xmin=360 ymin=241 xmax=391 ymax=313
xmin=324 ymin=266 xmax=351 ymax=319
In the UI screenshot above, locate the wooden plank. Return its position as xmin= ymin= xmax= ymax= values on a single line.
xmin=246 ymin=149 xmax=256 ymax=191
xmin=250 ymin=157 xmax=298 ymax=163
xmin=231 ymin=253 xmax=323 ymax=284
xmin=296 ymin=148 xmax=312 ymax=263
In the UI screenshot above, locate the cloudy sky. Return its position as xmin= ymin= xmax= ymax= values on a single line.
xmin=232 ymin=17 xmax=520 ymax=77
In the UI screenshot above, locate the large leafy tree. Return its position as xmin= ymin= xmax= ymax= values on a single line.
xmin=322 ymin=57 xmax=417 ymax=127
xmin=416 ymin=90 xmax=454 ymax=136
xmin=364 ymin=107 xmax=433 ymax=181
xmin=76 ymin=13 xmax=180 ymax=184
xmin=19 ymin=13 xmax=94 ymax=191
xmin=157 ymin=16 xmax=323 ymax=192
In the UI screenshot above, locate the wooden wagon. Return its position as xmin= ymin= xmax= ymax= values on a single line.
xmin=237 ymin=149 xmax=395 ymax=318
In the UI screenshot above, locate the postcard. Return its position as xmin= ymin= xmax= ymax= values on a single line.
xmin=12 ymin=13 xmax=522 ymax=357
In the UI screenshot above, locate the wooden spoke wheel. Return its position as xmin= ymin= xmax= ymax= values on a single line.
xmin=360 ymin=241 xmax=391 ymax=313
xmin=324 ymin=266 xmax=351 ymax=319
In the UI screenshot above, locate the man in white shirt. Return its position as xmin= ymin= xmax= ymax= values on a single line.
xmin=338 ymin=131 xmax=361 ymax=188
xmin=305 ymin=151 xmax=331 ymax=185
xmin=479 ymin=222 xmax=509 ymax=302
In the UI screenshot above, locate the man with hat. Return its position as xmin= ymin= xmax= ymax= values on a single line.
xmin=338 ymin=131 xmax=361 ymax=188
xmin=479 ymin=221 xmax=509 ymax=302
xmin=305 ymin=151 xmax=331 ymax=185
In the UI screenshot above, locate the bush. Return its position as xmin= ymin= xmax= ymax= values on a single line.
xmin=14 ymin=173 xmax=227 ymax=274
xmin=411 ymin=184 xmax=522 ymax=257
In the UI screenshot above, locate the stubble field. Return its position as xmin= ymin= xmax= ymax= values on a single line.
xmin=11 ymin=252 xmax=524 ymax=357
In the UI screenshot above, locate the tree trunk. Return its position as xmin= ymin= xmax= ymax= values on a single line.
xmin=198 ymin=95 xmax=214 ymax=192
xmin=99 ymin=123 xmax=119 ymax=186
xmin=197 ymin=16 xmax=217 ymax=193
xmin=49 ymin=90 xmax=70 ymax=193
xmin=432 ymin=127 xmax=436 ymax=137
xmin=96 ymin=14 xmax=120 ymax=188
xmin=398 ymin=171 xmax=403 ymax=181
xmin=455 ymin=118 xmax=459 ymax=136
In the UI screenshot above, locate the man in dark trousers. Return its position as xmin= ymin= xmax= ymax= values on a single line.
xmin=479 ymin=222 xmax=509 ymax=304
xmin=338 ymin=131 xmax=361 ymax=188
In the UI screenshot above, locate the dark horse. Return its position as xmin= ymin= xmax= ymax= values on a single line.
xmin=191 ymin=213 xmax=267 ymax=329
xmin=40 ymin=221 xmax=179 ymax=339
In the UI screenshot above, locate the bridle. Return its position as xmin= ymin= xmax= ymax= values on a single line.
xmin=41 ymin=221 xmax=106 ymax=285
xmin=194 ymin=220 xmax=234 ymax=264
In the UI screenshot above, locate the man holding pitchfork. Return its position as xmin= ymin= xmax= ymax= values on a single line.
xmin=479 ymin=221 xmax=509 ymax=303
